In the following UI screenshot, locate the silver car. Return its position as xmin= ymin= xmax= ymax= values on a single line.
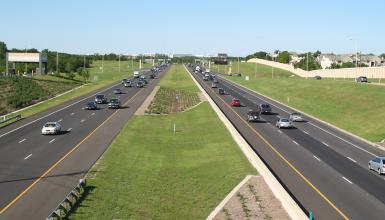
xmin=276 ymin=118 xmax=292 ymax=129
xmin=290 ymin=112 xmax=304 ymax=122
xmin=368 ymin=157 xmax=385 ymax=175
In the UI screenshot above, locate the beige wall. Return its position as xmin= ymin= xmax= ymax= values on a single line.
xmin=248 ymin=58 xmax=385 ymax=78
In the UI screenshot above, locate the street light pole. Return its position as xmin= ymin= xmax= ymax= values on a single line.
xmin=102 ymin=54 xmax=104 ymax=73
xmin=56 ymin=51 xmax=59 ymax=74
xmin=118 ymin=54 xmax=121 ymax=73
xmin=83 ymin=55 xmax=86 ymax=72
xmin=237 ymin=57 xmax=240 ymax=73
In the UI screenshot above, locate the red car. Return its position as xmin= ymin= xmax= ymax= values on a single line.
xmin=231 ymin=99 xmax=241 ymax=107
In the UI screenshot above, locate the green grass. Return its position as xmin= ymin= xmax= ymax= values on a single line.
xmin=0 ymin=60 xmax=152 ymax=124
xmin=70 ymin=64 xmax=256 ymax=219
xmin=214 ymin=62 xmax=385 ymax=142
xmin=147 ymin=65 xmax=200 ymax=114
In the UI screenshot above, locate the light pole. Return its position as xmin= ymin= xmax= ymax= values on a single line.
xmin=349 ymin=38 xmax=358 ymax=80
xmin=237 ymin=57 xmax=240 ymax=73
xmin=83 ymin=54 xmax=86 ymax=72
xmin=102 ymin=54 xmax=104 ymax=73
xmin=118 ymin=54 xmax=121 ymax=72
xmin=56 ymin=51 xmax=59 ymax=74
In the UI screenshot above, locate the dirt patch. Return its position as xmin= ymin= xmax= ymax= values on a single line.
xmin=198 ymin=91 xmax=207 ymax=101
xmin=135 ymin=86 xmax=160 ymax=115
xmin=213 ymin=176 xmax=290 ymax=220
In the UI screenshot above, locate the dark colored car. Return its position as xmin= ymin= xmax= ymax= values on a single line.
xmin=235 ymin=73 xmax=242 ymax=77
xmin=141 ymin=79 xmax=148 ymax=84
xmin=315 ymin=75 xmax=322 ymax=80
xmin=231 ymin=99 xmax=241 ymax=107
xmin=213 ymin=79 xmax=219 ymax=84
xmin=121 ymin=79 xmax=127 ymax=84
xmin=114 ymin=88 xmax=123 ymax=94
xmin=150 ymin=74 xmax=156 ymax=79
xmin=136 ymin=81 xmax=144 ymax=88
xmin=218 ymin=88 xmax=225 ymax=95
xmin=95 ymin=94 xmax=108 ymax=104
xmin=247 ymin=109 xmax=261 ymax=122
xmin=259 ymin=103 xmax=272 ymax=114
xmin=108 ymin=98 xmax=121 ymax=109
xmin=84 ymin=101 xmax=98 ymax=110
xmin=356 ymin=76 xmax=368 ymax=83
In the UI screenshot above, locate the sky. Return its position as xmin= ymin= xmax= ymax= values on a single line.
xmin=1 ymin=0 xmax=385 ymax=56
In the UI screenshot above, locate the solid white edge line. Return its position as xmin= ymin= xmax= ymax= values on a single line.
xmin=313 ymin=155 xmax=321 ymax=161
xmin=49 ymin=139 xmax=55 ymax=143
xmin=342 ymin=176 xmax=353 ymax=184
xmin=218 ymin=75 xmax=379 ymax=158
xmin=18 ymin=138 xmax=26 ymax=143
xmin=347 ymin=156 xmax=357 ymax=163
xmin=322 ymin=142 xmax=329 ymax=147
xmin=67 ymin=128 xmax=72 ymax=131
xmin=292 ymin=140 xmax=299 ymax=145
xmin=24 ymin=154 xmax=32 ymax=160
xmin=303 ymin=131 xmax=309 ymax=135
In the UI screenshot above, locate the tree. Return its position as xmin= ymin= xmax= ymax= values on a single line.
xmin=293 ymin=52 xmax=322 ymax=71
xmin=277 ymin=51 xmax=291 ymax=64
xmin=77 ymin=69 xmax=90 ymax=82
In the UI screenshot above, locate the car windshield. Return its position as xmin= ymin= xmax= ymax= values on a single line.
xmin=87 ymin=102 xmax=95 ymax=105
xmin=292 ymin=113 xmax=301 ymax=116
xmin=96 ymin=95 xmax=104 ymax=99
xmin=44 ymin=123 xmax=56 ymax=127
xmin=261 ymin=104 xmax=270 ymax=108
xmin=281 ymin=119 xmax=290 ymax=122
xmin=110 ymin=99 xmax=119 ymax=103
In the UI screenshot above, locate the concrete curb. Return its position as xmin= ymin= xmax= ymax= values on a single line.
xmin=218 ymin=75 xmax=385 ymax=153
xmin=184 ymin=65 xmax=307 ymax=220
xmin=206 ymin=175 xmax=254 ymax=220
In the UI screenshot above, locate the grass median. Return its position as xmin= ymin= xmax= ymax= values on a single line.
xmin=213 ymin=62 xmax=385 ymax=142
xmin=70 ymin=64 xmax=256 ymax=219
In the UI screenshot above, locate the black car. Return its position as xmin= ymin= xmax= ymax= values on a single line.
xmin=259 ymin=103 xmax=272 ymax=114
xmin=247 ymin=109 xmax=261 ymax=122
xmin=84 ymin=101 xmax=98 ymax=110
xmin=218 ymin=88 xmax=225 ymax=95
xmin=114 ymin=88 xmax=123 ymax=94
xmin=108 ymin=98 xmax=121 ymax=109
xmin=95 ymin=94 xmax=108 ymax=104
xmin=150 ymin=74 xmax=156 ymax=79
xmin=315 ymin=75 xmax=322 ymax=80
xmin=213 ymin=79 xmax=219 ymax=84
xmin=136 ymin=81 xmax=144 ymax=88
xmin=140 ymin=78 xmax=148 ymax=84
xmin=356 ymin=76 xmax=368 ymax=83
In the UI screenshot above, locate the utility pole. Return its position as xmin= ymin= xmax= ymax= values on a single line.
xmin=307 ymin=52 xmax=309 ymax=71
xmin=83 ymin=55 xmax=86 ymax=72
xmin=102 ymin=54 xmax=104 ymax=73
xmin=118 ymin=54 xmax=121 ymax=72
xmin=237 ymin=57 xmax=240 ymax=73
xmin=56 ymin=51 xmax=59 ymax=74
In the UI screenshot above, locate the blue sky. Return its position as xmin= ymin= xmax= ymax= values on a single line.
xmin=1 ymin=0 xmax=384 ymax=56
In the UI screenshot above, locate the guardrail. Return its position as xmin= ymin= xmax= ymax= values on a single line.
xmin=0 ymin=114 xmax=22 ymax=126
xmin=46 ymin=178 xmax=86 ymax=220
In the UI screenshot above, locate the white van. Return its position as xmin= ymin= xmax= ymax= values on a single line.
xmin=133 ymin=71 xmax=140 ymax=78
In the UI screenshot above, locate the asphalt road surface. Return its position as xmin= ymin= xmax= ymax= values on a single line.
xmin=187 ymin=65 xmax=385 ymax=220
xmin=0 ymin=66 xmax=168 ymax=219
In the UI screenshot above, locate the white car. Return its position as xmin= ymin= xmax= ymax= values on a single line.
xmin=276 ymin=118 xmax=292 ymax=129
xmin=290 ymin=112 xmax=304 ymax=122
xmin=42 ymin=122 xmax=62 ymax=135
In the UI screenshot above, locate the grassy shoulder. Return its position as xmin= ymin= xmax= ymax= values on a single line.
xmin=213 ymin=62 xmax=385 ymax=142
xmin=0 ymin=60 xmax=151 ymax=123
xmin=70 ymin=65 xmax=256 ymax=219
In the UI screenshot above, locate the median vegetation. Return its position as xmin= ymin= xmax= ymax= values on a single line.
xmin=70 ymin=64 xmax=256 ymax=219
xmin=147 ymin=65 xmax=200 ymax=114
xmin=213 ymin=62 xmax=385 ymax=142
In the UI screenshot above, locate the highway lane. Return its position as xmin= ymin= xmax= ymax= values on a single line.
xmin=0 ymin=66 xmax=167 ymax=215
xmin=187 ymin=66 xmax=385 ymax=220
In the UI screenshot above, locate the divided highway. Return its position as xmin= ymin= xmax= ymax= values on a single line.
xmin=187 ymin=65 xmax=385 ymax=220
xmin=0 ymin=66 xmax=168 ymax=219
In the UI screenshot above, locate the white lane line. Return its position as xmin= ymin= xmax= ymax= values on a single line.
xmin=219 ymin=76 xmax=379 ymax=158
xmin=18 ymin=138 xmax=26 ymax=143
xmin=24 ymin=154 xmax=32 ymax=160
xmin=342 ymin=176 xmax=353 ymax=184
xmin=80 ymin=119 xmax=85 ymax=123
xmin=303 ymin=131 xmax=309 ymax=135
xmin=313 ymin=155 xmax=321 ymax=161
xmin=277 ymin=130 xmax=283 ymax=134
xmin=49 ymin=139 xmax=56 ymax=143
xmin=308 ymin=121 xmax=377 ymax=157
xmin=292 ymin=140 xmax=299 ymax=145
xmin=322 ymin=142 xmax=329 ymax=147
xmin=58 ymin=119 xmax=62 ymax=122
xmin=91 ymin=112 xmax=95 ymax=116
xmin=0 ymin=82 xmax=122 ymax=139
xmin=70 ymin=112 xmax=75 ymax=116
xmin=347 ymin=157 xmax=357 ymax=163
xmin=67 ymin=128 xmax=72 ymax=132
